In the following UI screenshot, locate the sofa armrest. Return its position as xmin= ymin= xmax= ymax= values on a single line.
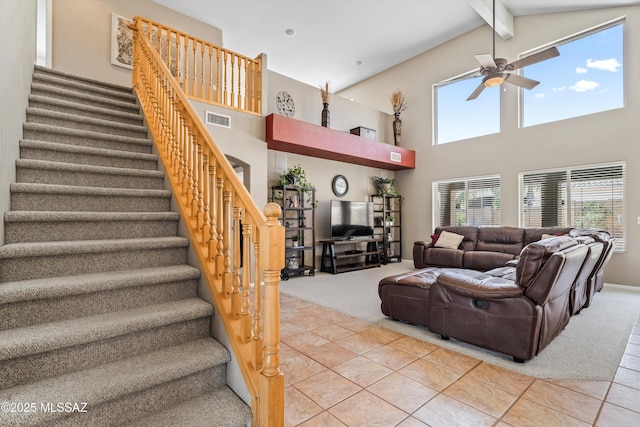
xmin=437 ymin=271 xmax=524 ymax=299
xmin=414 ymin=240 xmax=432 ymax=248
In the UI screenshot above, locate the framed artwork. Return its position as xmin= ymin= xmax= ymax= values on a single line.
xmin=111 ymin=13 xmax=133 ymax=69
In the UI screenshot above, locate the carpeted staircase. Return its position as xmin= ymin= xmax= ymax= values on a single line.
xmin=0 ymin=66 xmax=252 ymax=426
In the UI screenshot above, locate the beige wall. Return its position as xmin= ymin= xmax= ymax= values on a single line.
xmin=51 ymin=0 xmax=222 ymax=86
xmin=340 ymin=6 xmax=640 ymax=287
xmin=1 ymin=0 xmax=38 ymax=245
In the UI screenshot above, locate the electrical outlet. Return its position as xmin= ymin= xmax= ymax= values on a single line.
xmin=637 ymin=216 xmax=640 ymax=225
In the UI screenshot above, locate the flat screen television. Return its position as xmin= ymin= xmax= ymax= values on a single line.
xmin=330 ymin=200 xmax=374 ymax=239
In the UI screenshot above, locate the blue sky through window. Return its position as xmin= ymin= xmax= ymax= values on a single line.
xmin=523 ymin=22 xmax=623 ymax=127
xmin=435 ymin=21 xmax=623 ymax=143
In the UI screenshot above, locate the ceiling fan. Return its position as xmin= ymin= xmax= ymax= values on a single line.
xmin=464 ymin=0 xmax=560 ymax=101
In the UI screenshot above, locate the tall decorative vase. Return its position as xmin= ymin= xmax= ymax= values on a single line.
xmin=393 ymin=113 xmax=402 ymax=146
xmin=321 ymin=103 xmax=330 ymax=128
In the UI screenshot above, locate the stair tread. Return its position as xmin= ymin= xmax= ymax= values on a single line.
xmin=0 ymin=265 xmax=199 ymax=304
xmin=20 ymin=139 xmax=158 ymax=161
xmin=0 ymin=299 xmax=214 ymax=361
xmin=124 ymin=386 xmax=252 ymax=427
xmin=29 ymin=94 xmax=143 ymax=120
xmin=0 ymin=338 xmax=228 ymax=425
xmin=10 ymin=182 xmax=171 ymax=197
xmin=23 ymin=122 xmax=153 ymax=146
xmin=0 ymin=236 xmax=189 ymax=258
xmin=27 ymin=107 xmax=148 ymax=133
xmin=4 ymin=210 xmax=179 ymax=223
xmin=16 ymin=158 xmax=165 ymax=178
xmin=34 ymin=65 xmax=134 ymax=93
xmin=30 ymin=82 xmax=140 ymax=112
xmin=32 ymin=72 xmax=137 ymax=101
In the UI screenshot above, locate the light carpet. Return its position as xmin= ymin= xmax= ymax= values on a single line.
xmin=279 ymin=261 xmax=640 ymax=380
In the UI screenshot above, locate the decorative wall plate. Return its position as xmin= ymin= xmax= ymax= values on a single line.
xmin=276 ymin=91 xmax=295 ymax=117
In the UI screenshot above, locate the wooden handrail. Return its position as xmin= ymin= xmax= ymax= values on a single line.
xmin=130 ymin=16 xmax=283 ymax=426
xmin=134 ymin=17 xmax=262 ymax=114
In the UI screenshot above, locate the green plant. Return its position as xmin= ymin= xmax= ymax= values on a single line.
xmin=372 ymin=176 xmax=399 ymax=196
xmin=278 ymin=164 xmax=318 ymax=208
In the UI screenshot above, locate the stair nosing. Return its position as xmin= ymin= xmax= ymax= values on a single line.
xmin=4 ymin=210 xmax=179 ymax=223
xmin=30 ymin=82 xmax=140 ymax=112
xmin=34 ymin=65 xmax=135 ymax=93
xmin=0 ymin=265 xmax=200 ymax=304
xmin=32 ymin=72 xmax=137 ymax=101
xmin=10 ymin=182 xmax=171 ymax=197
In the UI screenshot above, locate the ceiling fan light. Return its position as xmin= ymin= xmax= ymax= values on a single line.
xmin=484 ymin=75 xmax=504 ymax=87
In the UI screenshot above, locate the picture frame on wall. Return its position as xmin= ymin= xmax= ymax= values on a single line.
xmin=111 ymin=13 xmax=133 ymax=69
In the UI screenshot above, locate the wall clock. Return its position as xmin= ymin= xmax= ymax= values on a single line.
xmin=276 ymin=91 xmax=295 ymax=117
xmin=332 ymin=175 xmax=349 ymax=197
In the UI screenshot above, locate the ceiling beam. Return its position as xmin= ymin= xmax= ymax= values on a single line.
xmin=468 ymin=0 xmax=514 ymax=40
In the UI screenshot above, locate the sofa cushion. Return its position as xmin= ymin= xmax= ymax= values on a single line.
xmin=463 ymin=251 xmax=516 ymax=271
xmin=523 ymin=227 xmax=573 ymax=246
xmin=423 ymin=248 xmax=464 ymax=268
xmin=475 ymin=227 xmax=525 ymax=256
xmin=516 ymin=236 xmax=577 ymax=288
xmin=434 ymin=230 xmax=465 ymax=249
xmin=434 ymin=226 xmax=478 ymax=251
xmin=436 ymin=270 xmax=524 ymax=299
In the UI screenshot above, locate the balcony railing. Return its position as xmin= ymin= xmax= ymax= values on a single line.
xmin=134 ymin=17 xmax=263 ymax=114
xmin=130 ymin=16 xmax=283 ymax=426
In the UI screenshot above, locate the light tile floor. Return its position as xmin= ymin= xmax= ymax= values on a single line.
xmin=279 ymin=293 xmax=640 ymax=426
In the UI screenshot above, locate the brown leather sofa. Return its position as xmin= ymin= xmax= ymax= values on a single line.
xmin=380 ymin=228 xmax=614 ymax=361
xmin=426 ymin=236 xmax=589 ymax=362
xmin=413 ymin=226 xmax=573 ymax=271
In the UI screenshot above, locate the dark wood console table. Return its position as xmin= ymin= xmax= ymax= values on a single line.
xmin=320 ymin=239 xmax=381 ymax=274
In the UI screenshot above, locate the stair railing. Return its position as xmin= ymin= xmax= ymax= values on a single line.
xmin=132 ymin=17 xmax=262 ymax=114
xmin=130 ymin=17 xmax=284 ymax=426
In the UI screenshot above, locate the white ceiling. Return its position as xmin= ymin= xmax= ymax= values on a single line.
xmin=153 ymin=0 xmax=639 ymax=92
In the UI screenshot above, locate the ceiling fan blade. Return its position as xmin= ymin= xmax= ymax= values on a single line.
xmin=467 ymin=82 xmax=486 ymax=101
xmin=475 ymin=53 xmax=497 ymax=69
xmin=509 ymin=46 xmax=560 ymax=70
xmin=505 ymin=73 xmax=540 ymax=90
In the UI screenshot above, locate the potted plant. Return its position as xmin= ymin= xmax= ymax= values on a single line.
xmin=372 ymin=176 xmax=399 ymax=196
xmin=291 ymin=234 xmax=300 ymax=247
xmin=384 ymin=215 xmax=395 ymax=226
xmin=279 ymin=164 xmax=318 ymax=208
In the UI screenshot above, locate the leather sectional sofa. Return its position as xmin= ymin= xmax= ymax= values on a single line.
xmin=379 ymin=226 xmax=614 ymax=361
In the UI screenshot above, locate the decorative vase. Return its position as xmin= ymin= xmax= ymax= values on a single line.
xmin=393 ymin=113 xmax=402 ymax=146
xmin=321 ymin=103 xmax=330 ymax=127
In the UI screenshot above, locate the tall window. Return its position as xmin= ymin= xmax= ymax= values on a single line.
xmin=433 ymin=176 xmax=501 ymax=228
xmin=434 ymin=74 xmax=500 ymax=144
xmin=520 ymin=163 xmax=626 ymax=251
xmin=522 ymin=19 xmax=624 ymax=127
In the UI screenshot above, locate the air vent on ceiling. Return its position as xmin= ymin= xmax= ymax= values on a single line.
xmin=205 ymin=111 xmax=231 ymax=128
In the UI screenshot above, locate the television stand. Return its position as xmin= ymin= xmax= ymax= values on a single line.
xmin=320 ymin=239 xmax=381 ymax=274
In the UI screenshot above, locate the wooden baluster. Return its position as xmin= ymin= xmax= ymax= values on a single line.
xmin=192 ymin=141 xmax=203 ymax=222
xmin=222 ymin=189 xmax=233 ymax=295
xmin=231 ymin=205 xmax=242 ymax=319
xmin=207 ymin=45 xmax=214 ymax=103
xmin=231 ymin=54 xmax=236 ymax=108
xmin=209 ymin=164 xmax=218 ymax=261
xmin=191 ymin=39 xmax=197 ymax=98
xmin=215 ymin=48 xmax=222 ymax=105
xmin=216 ymin=176 xmax=226 ymax=283
xmin=243 ymin=60 xmax=249 ymax=112
xmin=223 ymin=51 xmax=229 ymax=106
xmin=255 ymin=54 xmax=263 ymax=115
xmin=252 ymin=241 xmax=263 ymax=369
xmin=200 ymin=42 xmax=205 ymax=100
xmin=201 ymin=150 xmax=210 ymax=242
xmin=242 ymin=221 xmax=252 ymax=343
xmin=185 ymin=120 xmax=195 ymax=202
xmin=237 ymin=55 xmax=242 ymax=109
xmin=259 ymin=202 xmax=285 ymax=426
xmin=182 ymin=37 xmax=189 ymax=95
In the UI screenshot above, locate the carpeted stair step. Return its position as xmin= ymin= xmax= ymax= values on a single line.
xmin=0 ymin=236 xmax=189 ymax=281
xmin=27 ymin=107 xmax=149 ymax=139
xmin=32 ymin=68 xmax=137 ymax=104
xmin=34 ymin=65 xmax=135 ymax=96
xmin=10 ymin=183 xmax=171 ymax=212
xmin=19 ymin=139 xmax=159 ymax=170
xmin=4 ymin=211 xmax=179 ymax=243
xmin=123 ymin=386 xmax=253 ymax=427
xmin=30 ymin=81 xmax=141 ymax=115
xmin=15 ymin=159 xmax=165 ymax=190
xmin=0 ymin=338 xmax=232 ymax=426
xmin=29 ymin=94 xmax=144 ymax=126
xmin=0 ymin=298 xmax=213 ymax=389
xmin=23 ymin=122 xmax=153 ymax=153
xmin=0 ymin=265 xmax=200 ymax=329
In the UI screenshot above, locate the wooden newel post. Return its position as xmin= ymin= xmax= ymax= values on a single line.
xmin=259 ymin=202 xmax=284 ymax=426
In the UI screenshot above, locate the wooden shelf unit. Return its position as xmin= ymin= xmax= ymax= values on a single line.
xmin=320 ymin=239 xmax=381 ymax=274
xmin=265 ymin=114 xmax=415 ymax=171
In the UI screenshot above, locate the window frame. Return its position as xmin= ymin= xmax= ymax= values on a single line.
xmin=518 ymin=17 xmax=625 ymax=128
xmin=518 ymin=162 xmax=626 ymax=252
xmin=432 ymin=174 xmax=501 ymax=229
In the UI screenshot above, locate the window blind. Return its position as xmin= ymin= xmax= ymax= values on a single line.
xmin=434 ymin=176 xmax=501 ymax=228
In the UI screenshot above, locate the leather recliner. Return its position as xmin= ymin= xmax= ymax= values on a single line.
xmin=426 ymin=236 xmax=589 ymax=362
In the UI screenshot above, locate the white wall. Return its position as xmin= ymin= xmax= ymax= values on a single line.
xmin=1 ymin=0 xmax=38 ymax=245
xmin=340 ymin=5 xmax=640 ymax=287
